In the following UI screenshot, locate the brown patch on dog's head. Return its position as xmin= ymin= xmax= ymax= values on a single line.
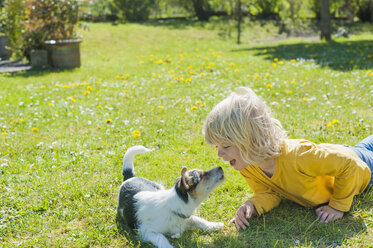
xmin=175 ymin=166 xmax=224 ymax=204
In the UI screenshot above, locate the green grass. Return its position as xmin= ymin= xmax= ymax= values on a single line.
xmin=1 ymin=21 xmax=372 ymax=247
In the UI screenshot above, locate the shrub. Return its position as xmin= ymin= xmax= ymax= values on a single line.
xmin=1 ymin=0 xmax=27 ymax=59
xmin=22 ymin=0 xmax=80 ymax=58
xmin=113 ymin=0 xmax=156 ymax=22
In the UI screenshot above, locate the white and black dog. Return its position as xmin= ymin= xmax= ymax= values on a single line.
xmin=117 ymin=146 xmax=225 ymax=248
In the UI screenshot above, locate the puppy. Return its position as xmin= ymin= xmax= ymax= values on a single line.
xmin=117 ymin=146 xmax=225 ymax=248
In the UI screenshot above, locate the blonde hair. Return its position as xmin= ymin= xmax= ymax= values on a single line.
xmin=203 ymin=87 xmax=287 ymax=165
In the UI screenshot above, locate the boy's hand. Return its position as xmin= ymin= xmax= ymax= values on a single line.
xmin=230 ymin=200 xmax=256 ymax=230
xmin=315 ymin=205 xmax=344 ymax=223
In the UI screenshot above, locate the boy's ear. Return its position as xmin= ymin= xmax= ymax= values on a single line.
xmin=180 ymin=167 xmax=189 ymax=190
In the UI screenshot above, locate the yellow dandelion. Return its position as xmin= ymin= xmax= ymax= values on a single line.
xmin=126 ymin=73 xmax=130 ymax=79
xmin=272 ymin=63 xmax=277 ymax=67
xmin=191 ymin=106 xmax=198 ymax=111
xmin=231 ymin=62 xmax=236 ymax=66
xmin=49 ymin=103 xmax=54 ymax=106
xmin=273 ymin=58 xmax=278 ymax=62
xmin=267 ymin=84 xmax=272 ymax=89
xmin=254 ymin=74 xmax=259 ymax=80
xmin=32 ymin=127 xmax=39 ymax=132
xmin=265 ymin=73 xmax=270 ymax=78
xmin=133 ymin=130 xmax=141 ymax=138
xmin=235 ymin=69 xmax=240 ymax=73
xmin=158 ymin=106 xmax=164 ymax=109
xmin=115 ymin=75 xmax=120 ymax=79
xmin=291 ymin=81 xmax=296 ymax=84
xmin=302 ymin=97 xmax=309 ymax=102
xmin=291 ymin=59 xmax=296 ymax=63
xmin=195 ymin=101 xmax=201 ymax=104
xmin=200 ymin=103 xmax=206 ymax=107
xmin=247 ymin=74 xmax=251 ymax=78
xmin=71 ymin=98 xmax=76 ymax=102
xmin=278 ymin=61 xmax=283 ymax=65
xmin=106 ymin=119 xmax=112 ymax=124
xmin=84 ymin=91 xmax=90 ymax=95
xmin=332 ymin=119 xmax=340 ymax=124
xmin=209 ymin=62 xmax=214 ymax=66
xmin=42 ymin=85 xmax=46 ymax=89
xmin=97 ymin=126 xmax=102 ymax=129
xmin=327 ymin=123 xmax=333 ymax=127
xmin=97 ymin=105 xmax=102 ymax=109
xmin=287 ymin=90 xmax=293 ymax=94
xmin=87 ymin=86 xmax=93 ymax=91
xmin=1 ymin=132 xmax=7 ymax=135
xmin=19 ymin=118 xmax=24 ymax=122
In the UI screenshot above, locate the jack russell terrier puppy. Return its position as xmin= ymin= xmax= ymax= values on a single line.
xmin=117 ymin=146 xmax=225 ymax=248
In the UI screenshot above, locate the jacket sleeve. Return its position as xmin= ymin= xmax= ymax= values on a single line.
xmin=242 ymin=175 xmax=281 ymax=215
xmin=296 ymin=142 xmax=370 ymax=212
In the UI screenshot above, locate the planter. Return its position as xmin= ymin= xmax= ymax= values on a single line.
xmin=44 ymin=39 xmax=81 ymax=69
xmin=30 ymin=49 xmax=48 ymax=67
xmin=0 ymin=35 xmax=12 ymax=60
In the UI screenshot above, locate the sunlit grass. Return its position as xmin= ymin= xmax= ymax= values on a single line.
xmin=0 ymin=21 xmax=372 ymax=247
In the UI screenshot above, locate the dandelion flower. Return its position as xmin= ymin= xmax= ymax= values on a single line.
xmin=97 ymin=126 xmax=102 ymax=129
xmin=106 ymin=119 xmax=112 ymax=124
xmin=32 ymin=127 xmax=39 ymax=132
xmin=291 ymin=59 xmax=296 ymax=63
xmin=1 ymin=132 xmax=7 ymax=135
xmin=200 ymin=103 xmax=206 ymax=107
xmin=287 ymin=90 xmax=293 ymax=94
xmin=158 ymin=106 xmax=164 ymax=109
xmin=327 ymin=123 xmax=333 ymax=127
xmin=49 ymin=103 xmax=54 ymax=106
xmin=273 ymin=58 xmax=278 ymax=62
xmin=332 ymin=119 xmax=340 ymax=124
xmin=265 ymin=73 xmax=270 ymax=78
xmin=235 ymin=69 xmax=240 ymax=73
xmin=267 ymin=84 xmax=272 ymax=89
xmin=191 ymin=106 xmax=198 ymax=111
xmin=87 ymin=86 xmax=93 ymax=91
xmin=133 ymin=130 xmax=141 ymax=138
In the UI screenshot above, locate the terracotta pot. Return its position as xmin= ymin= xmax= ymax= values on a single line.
xmin=30 ymin=49 xmax=48 ymax=67
xmin=44 ymin=39 xmax=81 ymax=69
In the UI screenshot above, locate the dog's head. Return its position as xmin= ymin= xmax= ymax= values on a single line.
xmin=175 ymin=166 xmax=224 ymax=204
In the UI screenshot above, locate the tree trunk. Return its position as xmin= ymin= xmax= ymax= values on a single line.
xmin=320 ymin=0 xmax=332 ymax=41
xmin=236 ymin=0 xmax=242 ymax=44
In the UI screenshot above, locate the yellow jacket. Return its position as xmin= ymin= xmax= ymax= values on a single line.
xmin=240 ymin=139 xmax=371 ymax=214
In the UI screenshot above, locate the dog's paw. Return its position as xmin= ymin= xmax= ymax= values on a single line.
xmin=207 ymin=222 xmax=224 ymax=231
xmin=170 ymin=233 xmax=181 ymax=239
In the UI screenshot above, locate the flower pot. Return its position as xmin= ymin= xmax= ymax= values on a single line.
xmin=44 ymin=39 xmax=81 ymax=69
xmin=30 ymin=49 xmax=48 ymax=67
xmin=0 ymin=35 xmax=12 ymax=60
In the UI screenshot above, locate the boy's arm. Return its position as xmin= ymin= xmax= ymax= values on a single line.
xmin=242 ymin=176 xmax=281 ymax=215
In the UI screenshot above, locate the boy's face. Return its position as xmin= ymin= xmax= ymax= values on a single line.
xmin=215 ymin=143 xmax=248 ymax=171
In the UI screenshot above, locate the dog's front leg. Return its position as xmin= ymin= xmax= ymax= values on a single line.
xmin=187 ymin=215 xmax=224 ymax=232
xmin=138 ymin=230 xmax=174 ymax=248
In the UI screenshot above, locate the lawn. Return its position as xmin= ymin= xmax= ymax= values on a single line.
xmin=0 ymin=20 xmax=372 ymax=247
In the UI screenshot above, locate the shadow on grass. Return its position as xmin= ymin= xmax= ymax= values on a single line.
xmin=232 ymin=39 xmax=373 ymax=72
xmin=3 ymin=66 xmax=79 ymax=78
xmin=116 ymin=195 xmax=372 ymax=248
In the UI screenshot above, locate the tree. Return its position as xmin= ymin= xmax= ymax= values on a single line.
xmin=320 ymin=0 xmax=332 ymax=41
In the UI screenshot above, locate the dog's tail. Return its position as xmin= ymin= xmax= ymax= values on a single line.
xmin=122 ymin=145 xmax=152 ymax=181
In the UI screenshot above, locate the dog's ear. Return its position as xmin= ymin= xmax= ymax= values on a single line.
xmin=181 ymin=167 xmax=189 ymax=190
